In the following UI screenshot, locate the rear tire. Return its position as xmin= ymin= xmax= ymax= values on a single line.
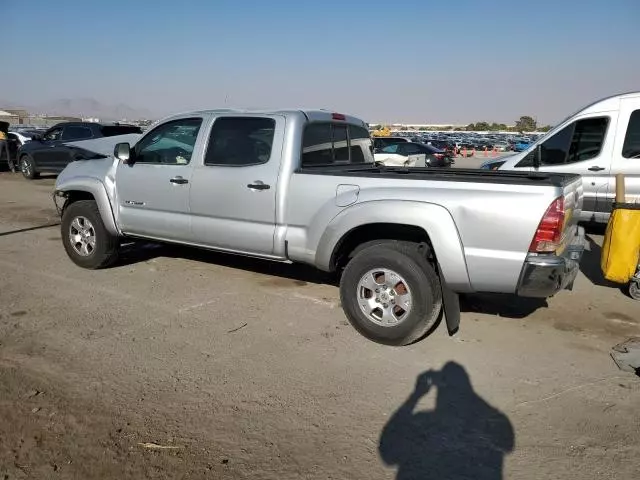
xmin=61 ymin=200 xmax=119 ymax=269
xmin=340 ymin=241 xmax=442 ymax=346
xmin=20 ymin=155 xmax=39 ymax=179
xmin=629 ymin=281 xmax=640 ymax=301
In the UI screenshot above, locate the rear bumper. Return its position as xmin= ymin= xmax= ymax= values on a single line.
xmin=517 ymin=226 xmax=585 ymax=298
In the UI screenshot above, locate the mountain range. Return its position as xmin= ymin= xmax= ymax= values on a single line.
xmin=0 ymin=98 xmax=155 ymax=120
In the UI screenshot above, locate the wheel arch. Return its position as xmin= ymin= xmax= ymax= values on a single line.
xmin=56 ymin=178 xmax=119 ymax=236
xmin=316 ymin=201 xmax=472 ymax=292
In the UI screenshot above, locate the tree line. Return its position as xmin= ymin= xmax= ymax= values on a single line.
xmin=370 ymin=116 xmax=552 ymax=133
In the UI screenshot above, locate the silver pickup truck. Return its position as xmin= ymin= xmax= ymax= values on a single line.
xmin=54 ymin=109 xmax=585 ymax=345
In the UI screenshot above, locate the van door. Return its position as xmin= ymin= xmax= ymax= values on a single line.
xmin=609 ymin=100 xmax=640 ymax=209
xmin=511 ymin=114 xmax=616 ymax=223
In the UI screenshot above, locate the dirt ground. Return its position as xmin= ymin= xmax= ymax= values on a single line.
xmin=0 ymin=171 xmax=639 ymax=480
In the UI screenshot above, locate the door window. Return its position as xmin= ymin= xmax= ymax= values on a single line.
xmin=204 ymin=117 xmax=276 ymax=166
xmin=622 ymin=109 xmax=640 ymax=159
xmin=43 ymin=128 xmax=62 ymax=141
xmin=61 ymin=126 xmax=93 ymax=140
xmin=134 ymin=118 xmax=202 ymax=165
xmin=516 ymin=117 xmax=608 ymax=167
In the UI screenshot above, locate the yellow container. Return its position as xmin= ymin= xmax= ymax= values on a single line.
xmin=601 ymin=203 xmax=640 ymax=284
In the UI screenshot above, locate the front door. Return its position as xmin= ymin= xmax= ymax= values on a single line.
xmin=189 ymin=115 xmax=284 ymax=256
xmin=511 ymin=115 xmax=615 ymax=223
xmin=115 ymin=117 xmax=204 ymax=241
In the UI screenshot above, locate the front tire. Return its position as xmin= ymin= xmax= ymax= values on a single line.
xmin=340 ymin=242 xmax=443 ymax=346
xmin=61 ymin=200 xmax=119 ymax=269
xmin=20 ymin=155 xmax=39 ymax=179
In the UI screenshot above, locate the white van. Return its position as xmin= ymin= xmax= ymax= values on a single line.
xmin=486 ymin=92 xmax=640 ymax=223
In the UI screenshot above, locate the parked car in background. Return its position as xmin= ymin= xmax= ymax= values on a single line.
xmin=496 ymin=91 xmax=640 ymax=223
xmin=17 ymin=122 xmax=143 ymax=179
xmin=54 ymin=108 xmax=585 ymax=345
xmin=426 ymin=139 xmax=457 ymax=156
xmin=373 ymin=136 xmax=409 ymax=153
xmin=513 ymin=139 xmax=531 ymax=152
xmin=375 ymin=142 xmax=452 ymax=167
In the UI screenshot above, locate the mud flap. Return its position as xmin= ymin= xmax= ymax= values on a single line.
xmin=441 ymin=279 xmax=460 ymax=336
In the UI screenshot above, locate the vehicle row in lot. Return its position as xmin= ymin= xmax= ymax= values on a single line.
xmin=53 ymin=108 xmax=584 ymax=345
xmin=482 ymin=91 xmax=640 ymax=224
xmin=16 ymin=122 xmax=142 ymax=178
xmin=373 ymin=136 xmax=453 ymax=167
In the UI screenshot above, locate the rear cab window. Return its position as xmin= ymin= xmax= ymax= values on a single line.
xmin=302 ymin=122 xmax=373 ymax=166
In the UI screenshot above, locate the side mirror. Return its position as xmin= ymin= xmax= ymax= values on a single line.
xmin=114 ymin=142 xmax=132 ymax=163
xmin=33 ymin=134 xmax=43 ymax=141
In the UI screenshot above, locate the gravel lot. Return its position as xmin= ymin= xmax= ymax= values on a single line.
xmin=1 ymin=172 xmax=639 ymax=480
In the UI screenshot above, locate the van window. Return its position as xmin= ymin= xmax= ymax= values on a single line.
xmin=516 ymin=117 xmax=608 ymax=167
xmin=302 ymin=122 xmax=372 ymax=166
xmin=622 ymin=110 xmax=640 ymax=159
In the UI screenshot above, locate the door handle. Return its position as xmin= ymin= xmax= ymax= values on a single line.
xmin=247 ymin=181 xmax=270 ymax=190
xmin=588 ymin=166 xmax=605 ymax=172
xmin=170 ymin=176 xmax=189 ymax=185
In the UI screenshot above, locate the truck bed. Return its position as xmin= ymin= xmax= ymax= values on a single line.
xmin=297 ymin=165 xmax=581 ymax=188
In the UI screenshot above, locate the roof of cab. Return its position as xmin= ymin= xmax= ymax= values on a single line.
xmin=159 ymin=108 xmax=368 ymax=127
xmin=573 ymin=91 xmax=640 ymax=116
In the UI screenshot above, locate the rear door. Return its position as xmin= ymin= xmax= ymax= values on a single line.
xmin=189 ymin=115 xmax=284 ymax=256
xmin=610 ymin=99 xmax=640 ymax=208
xmin=511 ymin=115 xmax=615 ymax=223
xmin=115 ymin=116 xmax=204 ymax=241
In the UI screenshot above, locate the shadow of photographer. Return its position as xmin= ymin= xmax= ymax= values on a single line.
xmin=379 ymin=362 xmax=514 ymax=480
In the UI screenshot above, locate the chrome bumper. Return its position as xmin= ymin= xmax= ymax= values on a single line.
xmin=517 ymin=226 xmax=585 ymax=298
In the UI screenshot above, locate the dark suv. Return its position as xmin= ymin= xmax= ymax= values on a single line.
xmin=17 ymin=121 xmax=142 ymax=179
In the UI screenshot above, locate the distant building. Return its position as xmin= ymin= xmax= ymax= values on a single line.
xmin=0 ymin=110 xmax=19 ymax=124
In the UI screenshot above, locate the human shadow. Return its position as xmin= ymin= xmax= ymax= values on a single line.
xmin=380 ymin=362 xmax=514 ymax=480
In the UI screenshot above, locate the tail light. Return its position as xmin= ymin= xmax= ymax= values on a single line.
xmin=434 ymin=153 xmax=444 ymax=159
xmin=529 ymin=197 xmax=565 ymax=253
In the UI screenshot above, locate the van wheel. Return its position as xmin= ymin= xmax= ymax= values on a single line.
xmin=61 ymin=200 xmax=119 ymax=269
xmin=340 ymin=241 xmax=442 ymax=346
xmin=20 ymin=155 xmax=39 ymax=179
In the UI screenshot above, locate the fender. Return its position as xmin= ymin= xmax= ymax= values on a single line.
xmin=56 ymin=176 xmax=119 ymax=236
xmin=315 ymin=200 xmax=472 ymax=292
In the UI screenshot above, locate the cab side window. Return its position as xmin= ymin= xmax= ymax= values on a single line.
xmin=204 ymin=117 xmax=275 ymax=166
xmin=622 ymin=110 xmax=640 ymax=159
xmin=134 ymin=118 xmax=202 ymax=165
xmin=516 ymin=117 xmax=608 ymax=167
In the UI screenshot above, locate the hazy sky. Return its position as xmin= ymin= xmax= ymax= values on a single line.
xmin=4 ymin=0 xmax=640 ymax=124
